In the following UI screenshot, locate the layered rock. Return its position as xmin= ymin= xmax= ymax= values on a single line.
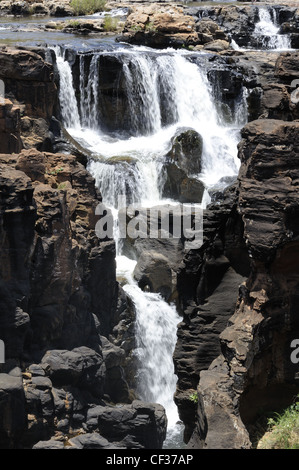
xmin=117 ymin=4 xmax=200 ymax=49
xmin=173 ymin=47 xmax=299 ymax=448
xmin=0 ymin=47 xmax=58 ymax=152
xmin=174 ymin=117 xmax=299 ymax=448
xmin=193 ymin=119 xmax=299 ymax=449
xmin=0 ymin=99 xmax=23 ymax=154
xmin=0 ymin=149 xmax=166 ymax=448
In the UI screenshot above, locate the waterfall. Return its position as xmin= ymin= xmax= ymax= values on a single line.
xmin=254 ymin=7 xmax=291 ymax=50
xmin=123 ymin=283 xmax=183 ymax=448
xmin=53 ymin=46 xmax=245 ymax=447
xmin=53 ymin=47 xmax=81 ymax=129
xmin=59 ymin=49 xmax=242 ymax=188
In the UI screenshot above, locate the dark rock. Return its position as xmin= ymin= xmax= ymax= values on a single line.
xmin=101 ymin=335 xmax=130 ymax=403
xmin=166 ymin=127 xmax=203 ymax=176
xmin=183 ymin=119 xmax=299 ymax=449
xmin=85 ymin=400 xmax=167 ymax=449
xmin=41 ymin=347 xmax=106 ymax=398
xmin=0 ymin=374 xmax=27 ymax=448
xmin=0 ymin=100 xmax=23 ymax=154
xmin=33 ymin=439 xmax=65 ymax=449
xmin=0 ymin=47 xmax=56 ymax=121
xmin=162 ymin=163 xmax=205 ymax=203
xmin=68 ymin=433 xmax=115 ymax=449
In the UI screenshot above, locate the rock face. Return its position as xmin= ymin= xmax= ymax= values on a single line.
xmin=117 ymin=4 xmax=199 ymax=49
xmin=173 ymin=49 xmax=299 ymax=448
xmin=188 ymin=119 xmax=299 ymax=449
xmin=0 ymin=47 xmax=58 ymax=152
xmin=0 ymin=99 xmax=23 ymax=154
xmin=0 ymin=149 xmax=166 ymax=448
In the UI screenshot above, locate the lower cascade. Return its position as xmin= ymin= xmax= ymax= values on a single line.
xmin=52 ymin=43 xmax=246 ymax=447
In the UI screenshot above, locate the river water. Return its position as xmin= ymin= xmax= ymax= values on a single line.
xmin=0 ymin=4 xmax=291 ymax=448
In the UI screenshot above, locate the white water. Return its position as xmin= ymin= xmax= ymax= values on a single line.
xmin=53 ymin=47 xmax=81 ymax=129
xmin=254 ymin=7 xmax=291 ymax=50
xmin=54 ymin=46 xmax=244 ymax=447
xmin=231 ymin=7 xmax=292 ymax=52
xmin=63 ymin=50 xmax=242 ymax=192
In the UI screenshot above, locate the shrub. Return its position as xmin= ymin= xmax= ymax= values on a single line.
xmin=257 ymin=396 xmax=299 ymax=449
xmin=103 ymin=16 xmax=119 ymax=32
xmin=70 ymin=0 xmax=106 ymax=16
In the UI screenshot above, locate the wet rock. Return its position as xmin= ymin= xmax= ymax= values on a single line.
xmin=162 ymin=162 xmax=205 ymax=204
xmin=166 ymin=127 xmax=203 ymax=176
xmin=133 ymin=250 xmax=174 ymax=301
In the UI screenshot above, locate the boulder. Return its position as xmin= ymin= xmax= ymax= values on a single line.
xmin=117 ymin=4 xmax=200 ymax=49
xmin=85 ymin=400 xmax=167 ymax=449
xmin=41 ymin=346 xmax=106 ymax=397
xmin=162 ymin=162 xmax=205 ymax=203
xmin=133 ymin=250 xmax=174 ymax=301
xmin=0 ymin=374 xmax=27 ymax=449
xmin=67 ymin=433 xmax=118 ymax=449
xmin=166 ymin=127 xmax=203 ymax=176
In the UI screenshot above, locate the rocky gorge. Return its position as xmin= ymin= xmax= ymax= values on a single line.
xmin=0 ymin=0 xmax=299 ymax=451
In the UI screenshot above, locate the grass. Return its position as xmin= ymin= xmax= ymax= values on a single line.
xmin=103 ymin=16 xmax=119 ymax=32
xmin=67 ymin=20 xmax=81 ymax=28
xmin=257 ymin=396 xmax=299 ymax=449
xmin=70 ymin=0 xmax=106 ymax=16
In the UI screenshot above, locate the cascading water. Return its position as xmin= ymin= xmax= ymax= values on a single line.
xmin=253 ymin=7 xmax=292 ymax=50
xmin=53 ymin=46 xmax=81 ymax=129
xmin=53 ymin=45 xmax=246 ymax=447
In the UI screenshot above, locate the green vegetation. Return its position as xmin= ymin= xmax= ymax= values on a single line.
xmin=144 ymin=21 xmax=157 ymax=33
xmin=70 ymin=0 xmax=106 ymax=16
xmin=57 ymin=183 xmax=67 ymax=190
xmin=257 ymin=396 xmax=299 ymax=449
xmin=67 ymin=19 xmax=81 ymax=28
xmin=189 ymin=392 xmax=198 ymax=404
xmin=103 ymin=16 xmax=119 ymax=32
xmin=48 ymin=167 xmax=64 ymax=175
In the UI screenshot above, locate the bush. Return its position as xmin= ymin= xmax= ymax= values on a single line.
xmin=103 ymin=16 xmax=119 ymax=32
xmin=257 ymin=396 xmax=299 ymax=449
xmin=70 ymin=0 xmax=106 ymax=16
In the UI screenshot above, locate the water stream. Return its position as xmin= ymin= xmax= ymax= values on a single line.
xmin=254 ymin=7 xmax=292 ymax=50
xmin=0 ymin=2 xmax=295 ymax=449
xmin=232 ymin=6 xmax=292 ymax=52
xmin=53 ymin=44 xmax=245 ymax=447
